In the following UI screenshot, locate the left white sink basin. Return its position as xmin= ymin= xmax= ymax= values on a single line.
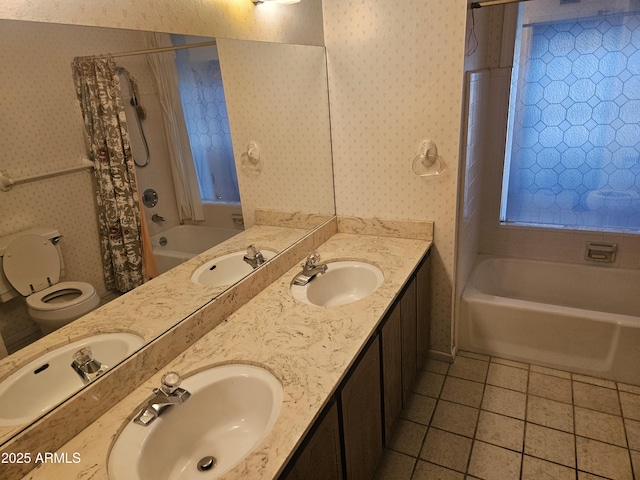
xmin=0 ymin=332 xmax=144 ymax=426
xmin=108 ymin=364 xmax=283 ymax=480
xmin=191 ymin=250 xmax=277 ymax=288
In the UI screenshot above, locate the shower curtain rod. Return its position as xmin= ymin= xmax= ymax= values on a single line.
xmin=78 ymin=40 xmax=217 ymax=60
xmin=471 ymin=0 xmax=530 ymax=8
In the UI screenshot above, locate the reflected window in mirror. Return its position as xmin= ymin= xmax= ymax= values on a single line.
xmin=172 ymin=35 xmax=241 ymax=205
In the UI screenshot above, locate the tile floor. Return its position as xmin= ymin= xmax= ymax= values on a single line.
xmin=374 ymin=351 xmax=640 ymax=480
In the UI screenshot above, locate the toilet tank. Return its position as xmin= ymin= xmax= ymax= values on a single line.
xmin=0 ymin=227 xmax=64 ymax=302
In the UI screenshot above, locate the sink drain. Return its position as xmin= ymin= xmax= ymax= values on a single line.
xmin=197 ymin=456 xmax=217 ymax=472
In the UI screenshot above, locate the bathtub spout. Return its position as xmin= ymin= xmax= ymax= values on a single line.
xmin=152 ymin=214 xmax=165 ymax=223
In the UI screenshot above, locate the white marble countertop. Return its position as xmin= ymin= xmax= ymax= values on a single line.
xmin=22 ymin=232 xmax=431 ymax=480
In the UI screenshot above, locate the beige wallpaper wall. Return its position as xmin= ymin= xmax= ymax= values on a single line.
xmin=218 ymin=39 xmax=335 ymax=228
xmin=0 ymin=0 xmax=325 ymax=47
xmin=323 ymin=0 xmax=468 ymax=354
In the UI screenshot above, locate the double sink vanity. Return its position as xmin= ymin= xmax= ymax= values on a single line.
xmin=3 ymin=215 xmax=433 ymax=480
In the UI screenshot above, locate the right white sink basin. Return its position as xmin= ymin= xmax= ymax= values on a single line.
xmin=290 ymin=261 xmax=384 ymax=307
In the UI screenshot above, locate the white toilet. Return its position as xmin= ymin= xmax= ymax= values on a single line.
xmin=0 ymin=228 xmax=100 ymax=334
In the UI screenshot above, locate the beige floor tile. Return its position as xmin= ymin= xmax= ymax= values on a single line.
xmin=481 ymin=385 xmax=527 ymax=420
xmin=522 ymin=455 xmax=575 ymax=480
xmin=529 ymin=372 xmax=573 ymax=404
xmin=572 ymin=373 xmax=617 ymax=389
xmin=458 ymin=350 xmax=490 ymax=361
xmin=430 ymin=400 xmax=479 ymax=438
xmin=419 ymin=428 xmax=472 ymax=473
xmin=526 ymin=395 xmax=574 ymax=433
xmin=422 ymin=358 xmax=450 ymax=375
xmin=576 ymin=437 xmax=633 ymax=480
xmin=448 ymin=356 xmax=489 ymax=383
xmin=624 ymin=418 xmax=640 ymax=451
xmin=412 ymin=460 xmax=464 ymax=480
xmin=374 ymin=449 xmax=416 ymax=480
xmin=440 ymin=376 xmax=484 ymax=408
xmin=486 ymin=363 xmax=528 ymax=393
xmin=467 ymin=441 xmax=522 ymax=480
xmin=412 ymin=370 xmax=445 ymax=398
xmin=475 ymin=410 xmax=524 ymax=451
xmin=575 ymin=407 xmax=627 ymax=447
xmin=620 ymin=392 xmax=640 ymax=421
xmin=530 ymin=364 xmax=571 ymax=379
xmin=618 ymin=383 xmax=640 ymax=395
xmin=631 ymin=450 xmax=640 ymax=479
xmin=491 ymin=357 xmax=529 ymax=370
xmin=573 ymin=381 xmax=621 ymax=415
xmin=387 ymin=419 xmax=428 ymax=457
xmin=578 ymin=472 xmax=610 ymax=480
xmin=525 ymin=423 xmax=576 ymax=468
xmin=400 ymin=392 xmax=437 ymax=426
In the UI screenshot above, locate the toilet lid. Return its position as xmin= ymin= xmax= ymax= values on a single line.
xmin=2 ymin=234 xmax=60 ymax=296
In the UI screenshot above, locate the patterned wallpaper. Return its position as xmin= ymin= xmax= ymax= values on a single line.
xmin=323 ymin=0 xmax=469 ymax=355
xmin=0 ymin=0 xmax=325 ymax=46
xmin=217 ymin=39 xmax=335 ymax=228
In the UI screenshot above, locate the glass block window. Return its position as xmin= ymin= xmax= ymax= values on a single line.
xmin=172 ymin=36 xmax=240 ymax=204
xmin=501 ymin=10 xmax=640 ymax=231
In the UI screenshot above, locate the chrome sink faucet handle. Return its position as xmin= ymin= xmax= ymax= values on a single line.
xmin=134 ymin=371 xmax=191 ymax=426
xmin=243 ymin=244 xmax=265 ymax=269
xmin=293 ymin=251 xmax=328 ymax=286
xmin=71 ymin=347 xmax=109 ymax=384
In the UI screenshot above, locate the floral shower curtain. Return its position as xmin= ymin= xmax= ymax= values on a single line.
xmin=72 ymin=57 xmax=145 ymax=293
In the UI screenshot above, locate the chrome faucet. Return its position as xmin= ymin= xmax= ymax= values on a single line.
xmin=133 ymin=372 xmax=191 ymax=426
xmin=293 ymin=251 xmax=328 ymax=286
xmin=151 ymin=213 xmax=165 ymax=223
xmin=71 ymin=347 xmax=109 ymax=384
xmin=243 ymin=244 xmax=266 ymax=269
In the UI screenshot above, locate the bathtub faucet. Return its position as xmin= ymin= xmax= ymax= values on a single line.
xmin=152 ymin=214 xmax=165 ymax=223
xmin=244 ymin=244 xmax=266 ymax=269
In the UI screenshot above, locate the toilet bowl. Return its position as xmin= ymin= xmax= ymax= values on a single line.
xmin=0 ymin=229 xmax=99 ymax=334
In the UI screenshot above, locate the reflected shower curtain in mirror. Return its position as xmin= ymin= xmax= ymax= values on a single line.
xmin=72 ymin=57 xmax=145 ymax=292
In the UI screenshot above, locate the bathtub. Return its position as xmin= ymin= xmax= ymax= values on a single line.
xmin=151 ymin=225 xmax=240 ymax=274
xmin=459 ymin=256 xmax=640 ymax=385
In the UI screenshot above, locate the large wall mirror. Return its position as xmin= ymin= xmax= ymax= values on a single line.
xmin=0 ymin=18 xmax=334 ymax=446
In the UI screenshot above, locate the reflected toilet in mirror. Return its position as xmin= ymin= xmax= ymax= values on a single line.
xmin=0 ymin=228 xmax=100 ymax=335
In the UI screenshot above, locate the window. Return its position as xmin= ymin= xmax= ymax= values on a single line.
xmin=501 ymin=3 xmax=640 ymax=231
xmin=172 ymin=36 xmax=241 ymax=204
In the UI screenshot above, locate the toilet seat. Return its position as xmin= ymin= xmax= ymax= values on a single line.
xmin=2 ymin=234 xmax=60 ymax=296
xmin=26 ymin=281 xmax=97 ymax=312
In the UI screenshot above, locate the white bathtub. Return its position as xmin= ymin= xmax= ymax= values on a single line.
xmin=151 ymin=225 xmax=240 ymax=274
xmin=459 ymin=256 xmax=640 ymax=385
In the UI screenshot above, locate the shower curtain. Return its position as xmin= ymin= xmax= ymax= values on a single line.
xmin=72 ymin=57 xmax=145 ymax=293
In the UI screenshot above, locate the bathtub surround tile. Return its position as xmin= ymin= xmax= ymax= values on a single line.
xmin=481 ymin=385 xmax=527 ymax=420
xmin=400 ymin=392 xmax=437 ymax=426
xmin=526 ymin=395 xmax=574 ymax=433
xmin=620 ymin=392 xmax=640 ymax=421
xmin=387 ymin=419 xmax=428 ymax=457
xmin=475 ymin=410 xmax=525 ymax=452
xmin=486 ymin=363 xmax=529 ymax=393
xmin=525 ymin=423 xmax=576 ymax=468
xmin=574 ymin=407 xmax=627 ymax=447
xmin=413 ymin=370 xmax=446 ymax=398
xmin=521 ymin=455 xmax=575 ymax=480
xmin=431 ymin=401 xmax=479 ymax=438
xmin=626 ymin=418 xmax=640 ymax=451
xmin=374 ymin=450 xmax=416 ymax=480
xmin=468 ymin=441 xmax=522 ymax=480
xmin=420 ymin=428 xmax=472 ymax=473
xmin=447 ymin=356 xmax=489 ymax=383
xmin=440 ymin=376 xmax=484 ymax=408
xmin=412 ymin=461 xmax=465 ymax=480
xmin=528 ymin=372 xmax=573 ymax=404
xmin=573 ymin=381 xmax=621 ymax=416
xmin=576 ymin=437 xmax=634 ymax=480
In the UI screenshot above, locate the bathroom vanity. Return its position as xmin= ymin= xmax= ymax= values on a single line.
xmin=12 ymin=217 xmax=433 ymax=480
